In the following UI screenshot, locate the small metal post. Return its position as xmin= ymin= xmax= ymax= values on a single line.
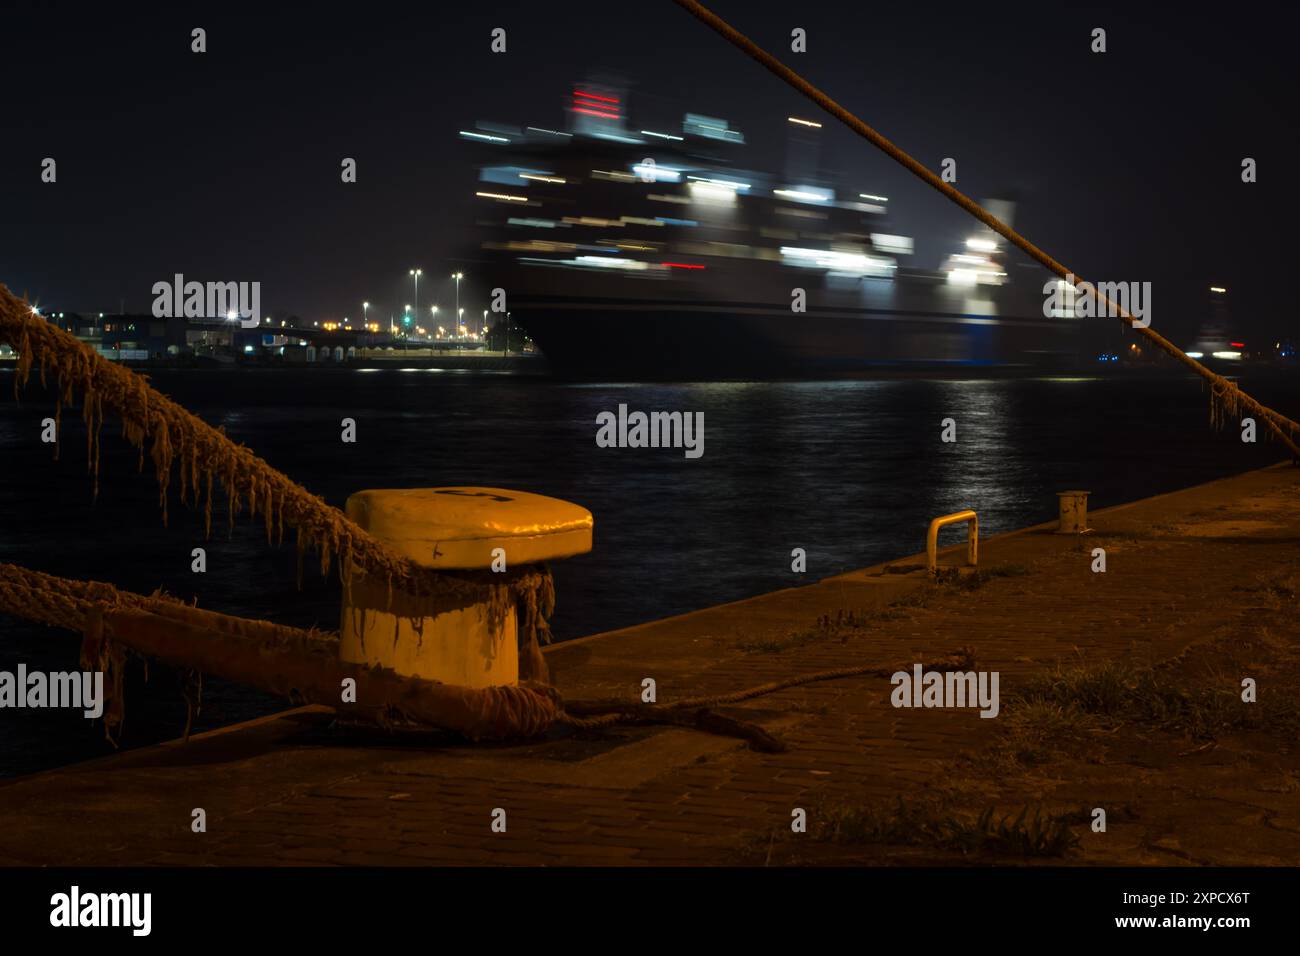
xmin=1056 ymin=490 xmax=1091 ymax=533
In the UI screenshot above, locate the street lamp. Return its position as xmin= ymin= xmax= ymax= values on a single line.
xmin=452 ymin=272 xmax=463 ymax=337
xmin=409 ymin=269 xmax=422 ymax=316
xmin=363 ymin=301 xmax=370 ymax=328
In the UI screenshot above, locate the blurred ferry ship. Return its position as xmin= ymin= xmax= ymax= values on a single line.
xmin=461 ymin=82 xmax=1093 ymax=378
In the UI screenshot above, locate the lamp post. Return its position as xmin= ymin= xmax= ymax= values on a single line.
xmin=430 ymin=306 xmax=439 ymax=348
xmin=452 ymin=272 xmax=464 ymax=338
xmin=363 ymin=301 xmax=370 ymax=332
xmin=409 ymin=269 xmax=422 ymax=317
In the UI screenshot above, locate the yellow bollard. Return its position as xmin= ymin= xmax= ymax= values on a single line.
xmin=339 ymin=487 xmax=592 ymax=689
xmin=1055 ymin=490 xmax=1091 ymax=534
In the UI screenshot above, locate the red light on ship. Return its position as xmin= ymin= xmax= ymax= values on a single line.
xmin=571 ymin=89 xmax=621 ymax=122
xmin=574 ymin=90 xmax=620 ymax=104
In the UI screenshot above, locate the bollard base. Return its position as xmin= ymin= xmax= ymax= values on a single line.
xmin=339 ymin=570 xmax=518 ymax=690
xmin=337 ymin=486 xmax=592 ymax=690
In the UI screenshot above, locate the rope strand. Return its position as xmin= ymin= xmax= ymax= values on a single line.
xmin=0 ymin=284 xmax=512 ymax=605
xmin=671 ymin=0 xmax=1300 ymax=457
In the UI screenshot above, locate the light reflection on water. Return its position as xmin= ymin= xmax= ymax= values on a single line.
xmin=0 ymin=368 xmax=1291 ymax=775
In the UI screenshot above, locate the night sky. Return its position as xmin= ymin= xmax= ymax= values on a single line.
xmin=3 ymin=1 xmax=1296 ymax=343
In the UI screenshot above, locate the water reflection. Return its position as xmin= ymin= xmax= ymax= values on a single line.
xmin=0 ymin=368 xmax=1291 ymax=774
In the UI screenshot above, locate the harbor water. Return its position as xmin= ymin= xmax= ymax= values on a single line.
xmin=0 ymin=367 xmax=1294 ymax=776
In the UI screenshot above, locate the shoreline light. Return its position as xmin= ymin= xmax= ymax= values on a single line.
xmin=476 ymin=191 xmax=529 ymax=203
xmin=686 ymin=175 xmax=751 ymax=191
xmin=459 ymin=131 xmax=510 ymax=143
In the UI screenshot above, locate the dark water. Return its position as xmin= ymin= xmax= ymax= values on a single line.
xmin=1 ymin=367 xmax=1295 ymax=776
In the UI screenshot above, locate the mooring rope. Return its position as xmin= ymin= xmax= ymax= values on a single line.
xmin=0 ymin=561 xmax=338 ymax=644
xmin=0 ymin=555 xmax=973 ymax=752
xmin=569 ymin=647 xmax=974 ymax=716
xmin=0 ymin=564 xmax=136 ymax=634
xmin=0 ymin=561 xmax=567 ymax=742
xmin=0 ymin=284 xmax=524 ymax=609
xmin=558 ymin=648 xmax=976 ymax=752
xmin=671 ymin=0 xmax=1300 ymax=458
xmin=0 ymin=282 xmax=567 ymax=741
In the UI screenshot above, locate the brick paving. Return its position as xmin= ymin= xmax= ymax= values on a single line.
xmin=0 ymin=463 xmax=1297 ymax=866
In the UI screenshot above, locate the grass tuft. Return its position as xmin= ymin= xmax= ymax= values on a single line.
xmin=1014 ymin=659 xmax=1300 ymax=740
xmin=817 ymin=797 xmax=1080 ymax=858
xmin=738 ymin=608 xmax=874 ymax=654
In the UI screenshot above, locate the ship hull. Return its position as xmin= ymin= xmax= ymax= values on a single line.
xmin=512 ymin=293 xmax=1088 ymax=380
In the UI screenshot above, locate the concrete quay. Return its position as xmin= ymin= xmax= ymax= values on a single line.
xmin=1 ymin=463 xmax=1297 ymax=866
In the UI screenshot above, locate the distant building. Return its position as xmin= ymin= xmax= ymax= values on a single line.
xmin=100 ymin=314 xmax=188 ymax=358
xmin=46 ymin=311 xmax=103 ymax=349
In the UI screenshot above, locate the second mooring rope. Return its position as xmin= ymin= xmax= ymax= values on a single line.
xmin=0 ymin=561 xmax=337 ymax=644
xmin=558 ymin=648 xmax=977 ymax=752
xmin=671 ymin=0 xmax=1300 ymax=458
